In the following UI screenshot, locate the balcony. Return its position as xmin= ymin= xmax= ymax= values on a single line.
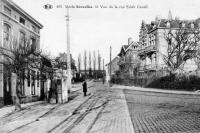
xmin=138 ymin=66 xmax=145 ymax=72
xmin=145 ymin=64 xmax=157 ymax=71
xmin=138 ymin=64 xmax=157 ymax=72
xmin=138 ymin=49 xmax=145 ymax=56
xmin=145 ymin=45 xmax=156 ymax=54
xmin=138 ymin=45 xmax=156 ymax=56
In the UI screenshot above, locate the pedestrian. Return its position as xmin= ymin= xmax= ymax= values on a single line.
xmin=82 ymin=79 xmax=87 ymax=96
xmin=102 ymin=77 xmax=105 ymax=84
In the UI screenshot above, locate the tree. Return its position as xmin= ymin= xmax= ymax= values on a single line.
xmin=0 ymin=38 xmax=41 ymax=110
xmin=88 ymin=51 xmax=92 ymax=78
xmin=84 ymin=50 xmax=87 ymax=78
xmin=93 ymin=51 xmax=96 ymax=79
xmin=77 ymin=53 xmax=81 ymax=72
xmin=98 ymin=51 xmax=101 ymax=72
xmin=163 ymin=27 xmax=200 ymax=74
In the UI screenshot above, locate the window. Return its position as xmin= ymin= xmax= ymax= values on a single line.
xmin=28 ymin=70 xmax=30 ymax=87
xmin=4 ymin=6 xmax=11 ymax=16
xmin=31 ymin=37 xmax=36 ymax=49
xmin=20 ymin=72 xmax=25 ymax=96
xmin=182 ymin=23 xmax=185 ymax=28
xmin=19 ymin=31 xmax=25 ymax=45
xmin=191 ymin=23 xmax=194 ymax=29
xmin=31 ymin=70 xmax=35 ymax=95
xmin=32 ymin=26 xmax=37 ymax=33
xmin=37 ymin=72 xmax=39 ymax=87
xmin=3 ymin=23 xmax=11 ymax=46
xmin=19 ymin=17 xmax=25 ymax=25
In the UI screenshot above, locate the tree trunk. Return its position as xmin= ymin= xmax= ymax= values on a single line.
xmin=15 ymin=76 xmax=21 ymax=111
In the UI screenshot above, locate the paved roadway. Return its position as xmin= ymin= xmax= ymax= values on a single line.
xmin=124 ymin=89 xmax=200 ymax=133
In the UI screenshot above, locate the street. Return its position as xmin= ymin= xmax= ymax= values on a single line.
xmin=1 ymin=82 xmax=200 ymax=133
xmin=124 ymin=89 xmax=200 ymax=133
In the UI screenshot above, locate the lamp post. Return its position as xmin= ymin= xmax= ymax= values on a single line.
xmin=66 ymin=8 xmax=71 ymax=93
xmin=110 ymin=46 xmax=112 ymax=87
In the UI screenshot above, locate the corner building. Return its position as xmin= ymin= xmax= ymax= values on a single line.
xmin=138 ymin=12 xmax=199 ymax=77
xmin=0 ymin=0 xmax=43 ymax=105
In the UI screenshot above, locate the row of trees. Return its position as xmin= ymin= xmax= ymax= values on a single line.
xmin=77 ymin=50 xmax=104 ymax=79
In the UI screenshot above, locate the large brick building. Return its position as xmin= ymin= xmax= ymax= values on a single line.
xmin=0 ymin=0 xmax=43 ymax=105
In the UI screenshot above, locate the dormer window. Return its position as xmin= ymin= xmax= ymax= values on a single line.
xmin=4 ymin=6 xmax=11 ymax=16
xmin=182 ymin=22 xmax=185 ymax=28
xmin=191 ymin=23 xmax=194 ymax=28
xmin=19 ymin=17 xmax=25 ymax=25
xmin=166 ymin=22 xmax=170 ymax=28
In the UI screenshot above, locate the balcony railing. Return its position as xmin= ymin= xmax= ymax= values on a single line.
xmin=145 ymin=64 xmax=157 ymax=70
xmin=138 ymin=45 xmax=156 ymax=56
xmin=138 ymin=64 xmax=157 ymax=71
xmin=145 ymin=45 xmax=156 ymax=53
xmin=138 ymin=49 xmax=145 ymax=56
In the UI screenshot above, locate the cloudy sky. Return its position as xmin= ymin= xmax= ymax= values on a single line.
xmin=12 ymin=0 xmax=200 ymax=68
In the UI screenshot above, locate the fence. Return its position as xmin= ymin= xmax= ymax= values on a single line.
xmin=111 ymin=70 xmax=200 ymax=91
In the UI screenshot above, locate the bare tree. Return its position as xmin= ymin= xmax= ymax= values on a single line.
xmin=98 ymin=51 xmax=101 ymax=72
xmin=89 ymin=51 xmax=92 ymax=78
xmin=163 ymin=27 xmax=200 ymax=74
xmin=93 ymin=51 xmax=96 ymax=78
xmin=84 ymin=50 xmax=87 ymax=78
xmin=0 ymin=38 xmax=41 ymax=110
xmin=77 ymin=53 xmax=81 ymax=72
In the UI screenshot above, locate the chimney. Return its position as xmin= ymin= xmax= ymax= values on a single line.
xmin=128 ymin=38 xmax=133 ymax=45
xmin=168 ymin=10 xmax=173 ymax=20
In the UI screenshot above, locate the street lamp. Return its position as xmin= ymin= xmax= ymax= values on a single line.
xmin=110 ymin=46 xmax=112 ymax=87
xmin=66 ymin=8 xmax=71 ymax=93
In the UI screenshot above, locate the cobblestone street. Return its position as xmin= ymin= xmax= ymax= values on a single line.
xmin=124 ymin=89 xmax=200 ymax=133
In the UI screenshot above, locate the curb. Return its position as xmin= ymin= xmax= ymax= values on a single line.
xmin=112 ymin=85 xmax=200 ymax=96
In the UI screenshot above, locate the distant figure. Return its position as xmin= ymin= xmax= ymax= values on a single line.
xmin=102 ymin=77 xmax=105 ymax=84
xmin=82 ymin=80 xmax=87 ymax=96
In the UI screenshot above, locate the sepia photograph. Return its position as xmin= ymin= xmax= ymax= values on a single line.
xmin=0 ymin=0 xmax=200 ymax=132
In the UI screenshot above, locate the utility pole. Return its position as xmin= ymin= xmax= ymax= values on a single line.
xmin=110 ymin=46 xmax=112 ymax=87
xmin=66 ymin=8 xmax=71 ymax=93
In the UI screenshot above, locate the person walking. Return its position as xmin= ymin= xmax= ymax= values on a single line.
xmin=82 ymin=80 xmax=87 ymax=96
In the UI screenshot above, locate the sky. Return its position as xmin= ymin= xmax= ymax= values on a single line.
xmin=12 ymin=0 xmax=200 ymax=68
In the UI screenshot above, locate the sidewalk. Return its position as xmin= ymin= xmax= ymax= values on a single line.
xmin=112 ymin=84 xmax=200 ymax=95
xmin=0 ymin=81 xmax=94 ymax=119
xmin=89 ymin=86 xmax=135 ymax=133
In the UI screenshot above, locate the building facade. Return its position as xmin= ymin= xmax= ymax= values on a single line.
xmin=137 ymin=12 xmax=199 ymax=77
xmin=118 ymin=38 xmax=140 ymax=78
xmin=0 ymin=0 xmax=43 ymax=105
xmin=105 ymin=56 xmax=119 ymax=82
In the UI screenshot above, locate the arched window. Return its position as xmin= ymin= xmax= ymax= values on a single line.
xmin=3 ymin=23 xmax=11 ymax=46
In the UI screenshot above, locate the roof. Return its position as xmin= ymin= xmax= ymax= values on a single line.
xmin=105 ymin=56 xmax=119 ymax=66
xmin=118 ymin=41 xmax=139 ymax=56
xmin=144 ymin=18 xmax=200 ymax=33
xmin=4 ymin=0 xmax=43 ymax=29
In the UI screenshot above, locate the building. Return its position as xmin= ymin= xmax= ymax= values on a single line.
xmin=137 ymin=11 xmax=199 ymax=77
xmin=0 ymin=0 xmax=43 ymax=105
xmin=105 ymin=56 xmax=119 ymax=82
xmin=118 ymin=38 xmax=140 ymax=78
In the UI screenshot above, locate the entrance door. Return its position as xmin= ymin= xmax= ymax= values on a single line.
xmin=40 ymin=80 xmax=45 ymax=100
xmin=3 ymin=76 xmax=12 ymax=105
